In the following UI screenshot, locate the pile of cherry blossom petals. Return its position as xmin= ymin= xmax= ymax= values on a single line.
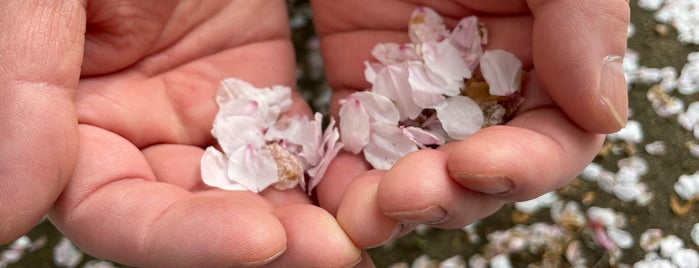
xmin=338 ymin=7 xmax=523 ymax=169
xmin=200 ymin=78 xmax=342 ymax=194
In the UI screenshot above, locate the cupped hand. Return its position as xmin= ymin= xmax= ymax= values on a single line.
xmin=311 ymin=0 xmax=629 ymax=248
xmin=19 ymin=0 xmax=360 ymax=267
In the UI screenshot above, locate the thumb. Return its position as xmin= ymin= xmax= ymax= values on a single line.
xmin=527 ymin=0 xmax=630 ymax=133
xmin=0 ymin=0 xmax=85 ymax=243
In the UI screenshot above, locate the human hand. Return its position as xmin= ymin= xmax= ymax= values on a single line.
xmin=22 ymin=0 xmax=360 ymax=266
xmin=311 ymin=0 xmax=629 ymax=248
xmin=0 ymin=1 xmax=81 ymax=244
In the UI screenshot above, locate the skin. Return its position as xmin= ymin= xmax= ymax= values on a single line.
xmin=311 ymin=0 xmax=630 ymax=249
xmin=1 ymin=0 xmax=362 ymax=267
xmin=0 ymin=0 xmax=629 ymax=266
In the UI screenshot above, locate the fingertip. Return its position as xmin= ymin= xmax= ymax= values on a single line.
xmin=377 ymin=149 xmax=502 ymax=229
xmin=447 ymin=121 xmax=603 ymax=201
xmin=270 ymin=204 xmax=362 ymax=267
xmin=316 ymin=151 xmax=370 ymax=215
xmin=377 ymin=149 xmax=450 ymax=218
xmin=336 ymin=170 xmax=400 ymax=248
xmin=142 ymin=196 xmax=288 ymax=267
xmin=528 ymin=0 xmax=630 ymax=134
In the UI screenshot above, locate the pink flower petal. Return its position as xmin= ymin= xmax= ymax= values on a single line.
xmin=371 ymin=43 xmax=421 ymax=64
xmin=339 ymin=94 xmax=371 ymax=154
xmin=406 ymin=61 xmax=449 ymax=108
xmin=436 ymin=96 xmax=484 ymax=140
xmin=363 ymin=123 xmax=419 ymax=169
xmin=305 ymin=117 xmax=344 ymax=193
xmin=217 ymin=78 xmax=292 ymax=126
xmin=350 ymin=91 xmax=401 ymax=125
xmin=298 ymin=113 xmax=325 ymax=166
xmin=422 ymin=40 xmax=472 ymax=82
xmin=265 ymin=114 xmax=321 ymax=167
xmin=449 ymin=16 xmax=483 ymax=70
xmin=201 ymin=147 xmax=246 ymax=191
xmin=480 ymin=50 xmax=522 ymax=96
xmin=364 ymin=61 xmax=384 ymax=84
xmin=373 ymin=64 xmax=423 ymax=119
xmin=403 ymin=126 xmax=445 ymax=147
xmin=226 ymin=144 xmax=279 ymax=193
xmin=408 ymin=7 xmax=449 ymax=43
xmin=212 ymin=116 xmax=266 ymax=155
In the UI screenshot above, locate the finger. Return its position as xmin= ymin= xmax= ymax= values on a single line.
xmin=81 ymin=1 xmax=178 ymax=76
xmin=315 ymin=152 xmax=370 ymax=215
xmin=357 ymin=251 xmax=377 ymax=268
xmin=142 ymin=144 xmax=207 ymax=191
xmin=269 ymin=204 xmax=362 ymax=267
xmin=50 ymin=125 xmax=287 ymax=267
xmin=527 ymin=0 xmax=630 ymax=133
xmin=0 ymin=0 xmax=84 ymax=243
xmin=446 ymin=73 xmax=605 ymax=201
xmin=141 ymin=143 xmax=314 ymax=206
xmin=77 ymin=38 xmax=305 ymax=148
xmin=336 ymin=170 xmax=403 ymax=248
xmin=377 ymin=149 xmax=504 ymax=229
xmin=77 ymin=1 xmax=308 ymax=148
xmin=260 ymin=187 xmax=314 ymax=207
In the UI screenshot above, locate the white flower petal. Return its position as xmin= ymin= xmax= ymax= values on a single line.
xmin=306 ymin=117 xmax=344 ymax=193
xmin=450 ymin=16 xmax=483 ymax=70
xmin=364 ymin=61 xmax=384 ymax=84
xmin=660 ymin=235 xmax=685 ymax=258
xmin=226 ymin=145 xmax=279 ymax=193
xmin=339 ymin=94 xmax=371 ymax=154
xmin=363 ymin=123 xmax=418 ymax=169
xmin=672 ymin=248 xmax=699 ymax=268
xmin=422 ymin=40 xmax=472 ymax=82
xmin=201 ymin=147 xmax=247 ymax=191
xmin=297 ymin=113 xmax=324 ymax=166
xmin=408 ymin=7 xmax=449 ymax=43
xmin=436 ymin=96 xmax=484 ymax=140
xmin=674 ymin=173 xmax=699 ymax=200
xmin=351 ymin=91 xmax=401 ymax=124
xmin=480 ymin=49 xmax=522 ymax=96
xmin=692 ymin=223 xmax=699 ymax=247
xmin=212 ymin=116 xmax=266 ymax=155
xmin=53 ymin=237 xmax=83 ymax=268
xmin=373 ymin=64 xmax=423 ymax=119
xmin=406 ymin=61 xmax=449 ymax=108
xmin=214 ymin=99 xmax=261 ymax=121
xmin=607 ymin=227 xmax=634 ymax=249
xmin=402 ymin=126 xmax=445 ymax=147
xmin=370 ymin=43 xmax=420 ymax=64
xmin=217 ymin=78 xmax=292 ymax=126
xmin=265 ymin=114 xmax=322 ymax=167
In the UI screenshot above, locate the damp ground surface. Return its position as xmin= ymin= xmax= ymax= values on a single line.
xmin=2 ymin=1 xmax=698 ymax=267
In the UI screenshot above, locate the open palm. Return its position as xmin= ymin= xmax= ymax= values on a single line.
xmin=44 ymin=1 xmax=359 ymax=266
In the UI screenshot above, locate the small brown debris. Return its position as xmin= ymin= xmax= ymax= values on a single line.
xmin=582 ymin=191 xmax=597 ymax=205
xmin=511 ymin=210 xmax=530 ymax=224
xmin=670 ymin=195 xmax=696 ymax=217
xmin=265 ymin=143 xmax=303 ymax=190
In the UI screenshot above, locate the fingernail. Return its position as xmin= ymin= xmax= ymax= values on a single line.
xmin=385 ymin=205 xmax=449 ymax=224
xmin=346 ymin=256 xmax=362 ymax=268
xmin=367 ymin=223 xmax=407 ymax=249
xmin=240 ymin=246 xmax=286 ymax=266
xmin=600 ymin=55 xmax=628 ymax=129
xmin=454 ymin=174 xmax=514 ymax=196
